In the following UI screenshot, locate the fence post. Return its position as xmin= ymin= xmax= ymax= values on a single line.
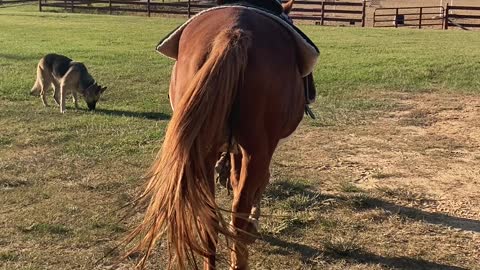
xmin=361 ymin=0 xmax=366 ymax=27
xmin=39 ymin=0 xmax=42 ymax=11
xmin=321 ymin=0 xmax=325 ymax=26
xmin=419 ymin=7 xmax=423 ymax=29
xmin=444 ymin=3 xmax=449 ymax=30
xmin=187 ymin=0 xmax=191 ymax=18
xmin=109 ymin=0 xmax=112 ymax=14
xmin=71 ymin=0 xmax=74 ymax=12
xmin=147 ymin=0 xmax=150 ymax=17
xmin=395 ymin=8 xmax=398 ymax=28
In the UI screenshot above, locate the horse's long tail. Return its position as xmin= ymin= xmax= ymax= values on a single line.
xmin=127 ymin=28 xmax=251 ymax=269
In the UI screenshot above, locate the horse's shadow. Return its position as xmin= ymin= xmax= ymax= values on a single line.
xmin=264 ymin=180 xmax=480 ymax=233
xmin=259 ymin=180 xmax=478 ymax=269
xmin=95 ymin=109 xmax=170 ymax=120
xmin=365 ymin=198 xmax=480 ymax=233
xmin=261 ymin=234 xmax=467 ymax=270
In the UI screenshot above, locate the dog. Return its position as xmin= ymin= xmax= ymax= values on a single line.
xmin=30 ymin=53 xmax=107 ymax=113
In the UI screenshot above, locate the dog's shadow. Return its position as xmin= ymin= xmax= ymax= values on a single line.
xmin=94 ymin=109 xmax=170 ymax=120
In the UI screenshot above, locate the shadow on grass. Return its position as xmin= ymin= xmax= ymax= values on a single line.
xmin=95 ymin=109 xmax=170 ymax=120
xmin=366 ymin=198 xmax=480 ymax=233
xmin=263 ymin=179 xmax=337 ymax=203
xmin=344 ymin=252 xmax=468 ymax=270
xmin=261 ymin=235 xmax=467 ymax=270
xmin=260 ymin=234 xmax=320 ymax=260
xmin=266 ymin=180 xmax=480 ymax=233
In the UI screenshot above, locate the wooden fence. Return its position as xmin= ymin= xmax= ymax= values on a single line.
xmin=38 ymin=0 xmax=367 ymax=26
xmin=373 ymin=6 xmax=444 ymax=29
xmin=287 ymin=1 xmax=366 ymax=27
xmin=33 ymin=0 xmax=480 ymax=30
xmin=38 ymin=0 xmax=215 ymax=17
xmin=444 ymin=3 xmax=480 ymax=30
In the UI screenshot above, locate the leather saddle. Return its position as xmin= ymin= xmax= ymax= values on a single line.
xmin=218 ymin=0 xmax=284 ymax=15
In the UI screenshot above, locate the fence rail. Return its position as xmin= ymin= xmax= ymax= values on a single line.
xmin=38 ymin=0 xmax=215 ymax=16
xmin=373 ymin=6 xmax=444 ymax=29
xmin=445 ymin=4 xmax=480 ymax=30
xmin=38 ymin=0 xmax=367 ymax=26
xmin=287 ymin=1 xmax=366 ymax=26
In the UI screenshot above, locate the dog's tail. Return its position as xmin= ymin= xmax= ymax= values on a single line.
xmin=30 ymin=61 xmax=43 ymax=96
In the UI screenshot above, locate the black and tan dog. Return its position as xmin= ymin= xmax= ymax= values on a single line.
xmin=30 ymin=54 xmax=106 ymax=113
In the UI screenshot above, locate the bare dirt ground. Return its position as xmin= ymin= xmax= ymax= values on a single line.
xmin=261 ymin=91 xmax=480 ymax=269
xmin=281 ymin=91 xmax=480 ymax=220
xmin=353 ymin=93 xmax=480 ymax=219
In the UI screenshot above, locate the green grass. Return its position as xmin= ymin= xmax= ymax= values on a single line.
xmin=304 ymin=25 xmax=480 ymax=94
xmin=1 ymin=4 xmax=479 ymax=270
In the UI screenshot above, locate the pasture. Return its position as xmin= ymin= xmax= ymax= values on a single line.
xmin=1 ymin=4 xmax=480 ymax=269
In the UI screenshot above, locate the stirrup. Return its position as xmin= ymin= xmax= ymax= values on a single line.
xmin=305 ymin=105 xmax=315 ymax=119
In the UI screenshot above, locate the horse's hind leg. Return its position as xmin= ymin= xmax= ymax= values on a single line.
xmin=248 ymin=179 xmax=269 ymax=230
xmin=230 ymin=146 xmax=273 ymax=270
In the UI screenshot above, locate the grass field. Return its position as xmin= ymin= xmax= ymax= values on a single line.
xmin=1 ymin=4 xmax=479 ymax=270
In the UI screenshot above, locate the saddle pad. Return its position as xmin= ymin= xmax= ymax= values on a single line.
xmin=156 ymin=5 xmax=319 ymax=77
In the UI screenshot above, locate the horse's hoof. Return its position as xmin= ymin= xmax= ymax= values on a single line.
xmin=229 ymin=220 xmax=259 ymax=245
xmin=243 ymin=219 xmax=260 ymax=244
xmin=230 ymin=265 xmax=250 ymax=270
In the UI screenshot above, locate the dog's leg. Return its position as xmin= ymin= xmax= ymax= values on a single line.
xmin=38 ymin=65 xmax=53 ymax=107
xmin=52 ymin=82 xmax=61 ymax=106
xmin=71 ymin=90 xmax=79 ymax=110
xmin=40 ymin=78 xmax=50 ymax=107
xmin=59 ymin=84 xmax=67 ymax=113
xmin=59 ymin=68 xmax=78 ymax=113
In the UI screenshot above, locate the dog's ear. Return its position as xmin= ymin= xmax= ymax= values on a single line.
xmin=83 ymin=83 xmax=95 ymax=94
xmin=282 ymin=0 xmax=295 ymax=15
xmin=100 ymin=86 xmax=107 ymax=93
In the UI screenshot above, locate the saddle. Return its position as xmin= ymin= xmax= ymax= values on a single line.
xmin=218 ymin=0 xmax=284 ymax=15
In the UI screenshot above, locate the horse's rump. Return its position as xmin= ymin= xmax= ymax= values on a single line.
xmin=174 ymin=8 xmax=307 ymax=140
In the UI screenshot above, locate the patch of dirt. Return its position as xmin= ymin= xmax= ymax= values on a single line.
xmin=277 ymin=91 xmax=480 ymax=227
xmin=268 ymin=92 xmax=480 ymax=268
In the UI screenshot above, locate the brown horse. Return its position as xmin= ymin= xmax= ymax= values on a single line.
xmin=127 ymin=1 xmax=316 ymax=269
